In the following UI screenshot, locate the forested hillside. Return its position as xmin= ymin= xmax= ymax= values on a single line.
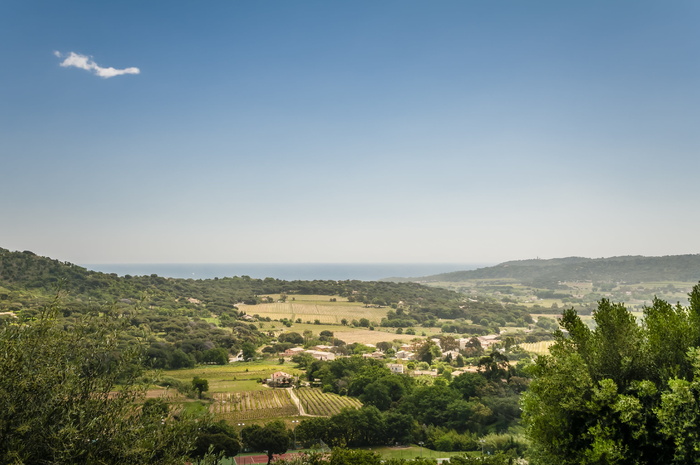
xmin=0 ymin=247 xmax=531 ymax=331
xmin=391 ymin=255 xmax=700 ymax=286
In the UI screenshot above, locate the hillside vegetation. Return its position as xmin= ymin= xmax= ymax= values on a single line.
xmin=0 ymin=247 xmax=531 ymax=335
xmin=386 ymin=255 xmax=700 ymax=314
xmin=393 ymin=255 xmax=700 ymax=285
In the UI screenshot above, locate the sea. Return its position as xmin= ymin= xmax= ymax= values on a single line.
xmin=80 ymin=263 xmax=490 ymax=282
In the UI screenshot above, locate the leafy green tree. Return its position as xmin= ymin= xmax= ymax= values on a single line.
xmin=328 ymin=448 xmax=381 ymax=465
xmin=0 ymin=304 xmax=198 ymax=464
xmin=202 ymin=347 xmax=229 ymax=365
xmin=523 ymin=286 xmax=700 ymax=465
xmin=171 ymin=348 xmax=196 ymax=368
xmin=192 ymin=377 xmax=209 ymax=399
xmin=241 ymin=342 xmax=257 ymax=361
xmin=191 ymin=421 xmax=240 ymax=464
xmin=295 ymin=417 xmax=332 ymax=448
xmin=416 ymin=339 xmax=441 ymax=364
xmin=242 ymin=420 xmax=290 ymax=464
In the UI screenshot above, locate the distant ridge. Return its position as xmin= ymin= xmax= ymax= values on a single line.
xmin=386 ymin=255 xmax=700 ymax=284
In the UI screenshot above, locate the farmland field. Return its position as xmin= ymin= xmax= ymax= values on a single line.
xmin=519 ymin=340 xmax=555 ymax=355
xmin=237 ymin=295 xmax=387 ymax=324
xmin=211 ymin=389 xmax=298 ymax=421
xmin=163 ymin=362 xmax=304 ymax=393
xmin=296 ymin=388 xmax=362 ymax=416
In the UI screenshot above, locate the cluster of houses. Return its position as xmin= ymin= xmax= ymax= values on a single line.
xmin=390 ymin=335 xmax=499 ymax=361
xmin=281 ymin=345 xmax=338 ymax=361
xmin=266 ymin=335 xmax=501 ymax=383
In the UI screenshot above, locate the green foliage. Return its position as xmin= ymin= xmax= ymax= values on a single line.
xmin=448 ymin=452 xmax=520 ymax=464
xmin=0 ymin=301 xmax=198 ymax=464
xmin=192 ymin=377 xmax=209 ymax=399
xmin=328 ymin=448 xmax=382 ymax=465
xmin=191 ymin=421 xmax=240 ymax=462
xmin=417 ymin=255 xmax=700 ymax=284
xmin=241 ymin=420 xmax=290 ymax=464
xmin=523 ymin=284 xmax=700 ymax=464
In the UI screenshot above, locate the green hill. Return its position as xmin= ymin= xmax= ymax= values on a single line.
xmin=0 ymin=247 xmax=534 ymax=339
xmin=389 ymin=255 xmax=700 ymax=286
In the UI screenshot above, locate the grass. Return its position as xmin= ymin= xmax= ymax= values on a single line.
xmin=163 ymin=361 xmax=305 ymax=393
xmin=370 ymin=446 xmax=477 ymax=460
xmin=178 ymin=400 xmax=209 ymax=416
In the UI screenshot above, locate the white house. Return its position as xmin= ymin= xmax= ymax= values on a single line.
xmin=268 ymin=371 xmax=294 ymax=387
xmin=306 ymin=350 xmax=336 ymax=361
xmin=388 ymin=363 xmax=404 ymax=374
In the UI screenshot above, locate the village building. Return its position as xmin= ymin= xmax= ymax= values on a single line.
xmin=388 ymin=363 xmax=405 ymax=374
xmin=310 ymin=344 xmax=334 ymax=351
xmin=477 ymin=334 xmax=500 ymax=350
xmin=411 ymin=369 xmax=438 ymax=377
xmin=228 ymin=351 xmax=245 ymax=363
xmin=442 ymin=349 xmax=461 ymax=360
xmin=282 ymin=347 xmax=306 ymax=358
xmin=306 ymin=350 xmax=336 ymax=361
xmin=267 ymin=371 xmax=294 ymax=387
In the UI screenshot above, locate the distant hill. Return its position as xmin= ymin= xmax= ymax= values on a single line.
xmin=0 ymin=247 xmax=533 ymax=333
xmin=0 ymin=247 xmax=465 ymax=316
xmin=387 ymin=255 xmax=700 ymax=285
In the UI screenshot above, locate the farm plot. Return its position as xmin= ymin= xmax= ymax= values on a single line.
xmin=237 ymin=299 xmax=386 ymax=325
xmin=211 ymin=389 xmax=298 ymax=421
xmin=519 ymin=340 xmax=555 ymax=355
xmin=296 ymin=388 xmax=362 ymax=416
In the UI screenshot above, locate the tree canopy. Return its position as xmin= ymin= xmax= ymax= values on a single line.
xmin=0 ymin=301 xmax=199 ymax=464
xmin=522 ymin=283 xmax=700 ymax=465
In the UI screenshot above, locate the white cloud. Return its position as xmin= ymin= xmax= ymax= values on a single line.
xmin=54 ymin=51 xmax=140 ymax=78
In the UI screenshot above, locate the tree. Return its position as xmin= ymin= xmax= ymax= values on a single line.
xmin=328 ymin=448 xmax=381 ymax=465
xmin=279 ymin=332 xmax=304 ymax=344
xmin=191 ymin=421 xmax=240 ymax=464
xmin=242 ymin=420 xmax=290 ymax=464
xmin=192 ymin=377 xmax=209 ymax=399
xmin=416 ymin=339 xmax=441 ymax=364
xmin=202 ymin=347 xmax=229 ymax=365
xmin=522 ymin=285 xmax=700 ymax=465
xmin=0 ymin=303 xmax=198 ymax=464
xmin=241 ymin=342 xmax=257 ymax=361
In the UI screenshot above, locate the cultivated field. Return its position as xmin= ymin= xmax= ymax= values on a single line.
xmin=211 ymin=389 xmax=298 ymax=421
xmin=519 ymin=340 xmax=555 ymax=355
xmin=296 ymin=388 xmax=362 ymax=416
xmin=209 ymin=387 xmax=363 ymax=421
xmin=163 ymin=362 xmax=304 ymax=393
xmin=237 ymin=295 xmax=387 ymax=325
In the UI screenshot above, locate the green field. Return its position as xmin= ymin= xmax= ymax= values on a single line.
xmin=163 ymin=362 xmax=304 ymax=393
xmin=297 ymin=388 xmax=362 ymax=416
xmin=211 ymin=389 xmax=298 ymax=422
xmin=519 ymin=340 xmax=555 ymax=356
xmin=369 ymin=446 xmax=477 ymax=460
xmin=163 ymin=363 xmax=367 ymax=424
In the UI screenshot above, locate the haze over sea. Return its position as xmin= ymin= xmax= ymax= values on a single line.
xmin=82 ymin=263 xmax=488 ymax=282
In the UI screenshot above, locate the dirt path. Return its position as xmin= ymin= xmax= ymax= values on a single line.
xmin=288 ymin=388 xmax=307 ymax=416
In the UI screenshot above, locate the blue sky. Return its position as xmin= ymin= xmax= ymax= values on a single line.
xmin=2 ymin=1 xmax=700 ymax=264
